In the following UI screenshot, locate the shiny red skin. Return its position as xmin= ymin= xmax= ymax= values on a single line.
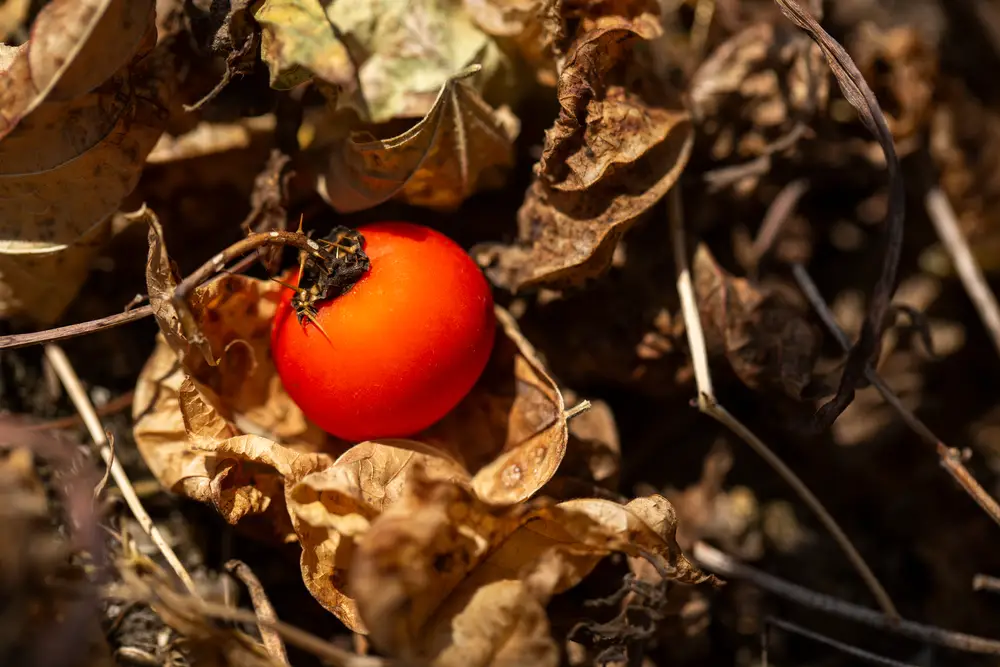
xmin=271 ymin=221 xmax=496 ymax=442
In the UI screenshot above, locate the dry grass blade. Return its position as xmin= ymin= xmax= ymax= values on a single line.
xmin=669 ymin=189 xmax=899 ymax=619
xmin=773 ymin=0 xmax=905 ymax=431
xmin=695 ymin=542 xmax=1000 ymax=655
xmin=43 ymin=343 xmax=199 ymax=596
xmin=226 ymin=560 xmax=290 ymax=667
xmin=925 ymin=186 xmax=1000 ymax=359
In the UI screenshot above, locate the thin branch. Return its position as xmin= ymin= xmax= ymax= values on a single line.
xmin=694 ymin=541 xmax=1000 ymax=655
xmin=226 ymin=560 xmax=290 ymax=667
xmin=791 ymin=264 xmax=1000 ymax=528
xmin=668 ymin=189 xmax=899 ymax=620
xmin=170 ymin=230 xmax=329 ymax=352
xmin=766 ymin=617 xmax=919 ymax=667
xmin=25 ymin=391 xmax=134 ymax=431
xmin=925 ymin=186 xmax=1000 ymax=359
xmin=43 ymin=344 xmax=199 ymax=596
xmin=0 ymin=305 xmax=153 ymax=350
xmin=750 ymin=178 xmax=810 ymax=272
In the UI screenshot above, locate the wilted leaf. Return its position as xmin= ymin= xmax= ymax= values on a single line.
xmin=0 ymin=0 xmax=169 ymax=323
xmin=323 ymin=65 xmax=519 ymax=212
xmin=477 ymin=19 xmax=693 ymax=290
xmin=287 ymin=440 xmax=471 ymax=632
xmin=287 ymin=306 xmax=577 ymax=628
xmin=135 ymin=222 xmax=589 ymax=631
xmin=254 ymin=0 xmax=354 ymax=90
xmin=255 ymin=0 xmax=511 ymax=120
xmin=693 ymin=244 xmax=820 ymax=400
xmin=464 ymin=0 xmax=560 ymax=85
xmin=349 ymin=476 xmax=716 ymax=664
xmin=422 ymin=306 xmax=570 ymax=505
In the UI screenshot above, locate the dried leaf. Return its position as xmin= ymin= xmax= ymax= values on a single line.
xmin=254 ymin=0 xmax=354 ymax=90
xmin=693 ymin=244 xmax=820 ymax=400
xmin=422 ymin=306 xmax=569 ymax=505
xmin=136 ymin=222 xmax=588 ymax=630
xmin=0 ymin=0 xmax=169 ymax=323
xmin=477 ymin=19 xmax=693 ymax=290
xmin=287 ymin=440 xmax=471 ymax=632
xmin=349 ymin=476 xmax=716 ymax=664
xmin=464 ymin=0 xmax=560 ymax=85
xmin=772 ymin=0 xmax=904 ymax=430
xmin=323 ymin=66 xmax=519 ymax=213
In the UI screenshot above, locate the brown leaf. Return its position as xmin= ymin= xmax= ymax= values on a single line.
xmin=692 ymin=244 xmax=820 ymax=400
xmin=136 ymin=224 xmax=587 ymax=632
xmin=464 ymin=0 xmax=561 ymax=85
xmin=349 ymin=476 xmax=715 ymax=664
xmin=422 ymin=306 xmax=570 ymax=505
xmin=477 ymin=19 xmax=692 ymax=290
xmin=0 ymin=0 xmax=169 ymax=323
xmin=558 ymin=390 xmax=621 ymax=492
xmin=323 ymin=66 xmax=520 ymax=213
xmin=287 ymin=440 xmax=471 ymax=632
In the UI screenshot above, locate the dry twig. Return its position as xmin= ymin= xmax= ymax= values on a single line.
xmin=765 ymin=617 xmax=918 ymax=667
xmin=0 ymin=305 xmax=153 ymax=350
xmin=925 ymin=186 xmax=1000 ymax=359
xmin=226 ymin=560 xmax=291 ymax=667
xmin=791 ymin=264 xmax=1000 ymax=528
xmin=43 ymin=344 xmax=199 ymax=595
xmin=695 ymin=542 xmax=1000 ymax=655
xmin=669 ymin=189 xmax=899 ymax=619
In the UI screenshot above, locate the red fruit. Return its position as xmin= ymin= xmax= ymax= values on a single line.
xmin=271 ymin=221 xmax=496 ymax=442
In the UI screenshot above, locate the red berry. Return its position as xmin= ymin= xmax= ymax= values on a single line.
xmin=271 ymin=221 xmax=496 ymax=442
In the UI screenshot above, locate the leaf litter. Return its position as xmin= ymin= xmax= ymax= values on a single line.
xmin=6 ymin=0 xmax=1000 ymax=666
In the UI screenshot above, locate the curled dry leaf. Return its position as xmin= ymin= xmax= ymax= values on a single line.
xmin=693 ymin=244 xmax=821 ymax=400
xmin=349 ymin=476 xmax=717 ymax=665
xmin=477 ymin=17 xmax=693 ymax=290
xmin=287 ymin=306 xmax=577 ymax=630
xmin=134 ymin=214 xmax=603 ymax=635
xmin=464 ymin=0 xmax=560 ymax=85
xmin=0 ymin=0 xmax=170 ymax=323
xmin=256 ymin=0 xmax=511 ymax=122
xmin=323 ymin=66 xmax=520 ymax=213
xmin=253 ymin=0 xmax=353 ymax=91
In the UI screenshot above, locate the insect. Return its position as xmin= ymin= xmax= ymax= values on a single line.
xmin=271 ymin=225 xmax=371 ymax=340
